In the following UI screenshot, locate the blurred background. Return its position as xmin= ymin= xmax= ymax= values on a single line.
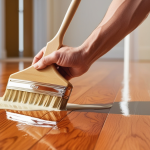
xmin=0 ymin=0 xmax=150 ymax=61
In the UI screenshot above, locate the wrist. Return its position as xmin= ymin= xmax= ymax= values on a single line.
xmin=79 ymin=27 xmax=103 ymax=66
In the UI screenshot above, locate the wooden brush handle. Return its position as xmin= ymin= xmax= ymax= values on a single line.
xmin=10 ymin=1 xmax=82 ymax=86
xmin=44 ymin=0 xmax=81 ymax=56
xmin=57 ymin=0 xmax=81 ymax=43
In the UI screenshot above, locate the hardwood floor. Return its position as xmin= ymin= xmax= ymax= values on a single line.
xmin=0 ymin=61 xmax=150 ymax=150
xmin=94 ymin=114 xmax=150 ymax=150
xmin=94 ymin=62 xmax=150 ymax=150
xmin=30 ymin=112 xmax=108 ymax=150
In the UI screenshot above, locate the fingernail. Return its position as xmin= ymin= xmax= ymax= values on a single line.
xmin=33 ymin=63 xmax=39 ymax=69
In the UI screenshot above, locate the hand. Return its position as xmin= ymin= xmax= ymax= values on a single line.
xmin=32 ymin=46 xmax=89 ymax=80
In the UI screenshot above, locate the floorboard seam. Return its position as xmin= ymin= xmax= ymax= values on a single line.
xmin=92 ymin=85 xmax=122 ymax=150
xmin=28 ymin=110 xmax=73 ymax=150
xmin=70 ymin=68 xmax=116 ymax=104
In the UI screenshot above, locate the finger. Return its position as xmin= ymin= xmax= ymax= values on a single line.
xmin=32 ymin=48 xmax=45 ymax=65
xmin=32 ymin=47 xmax=45 ymax=65
xmin=33 ymin=51 xmax=59 ymax=69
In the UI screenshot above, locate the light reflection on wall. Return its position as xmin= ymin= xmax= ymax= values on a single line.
xmin=19 ymin=62 xmax=24 ymax=71
xmin=120 ymin=34 xmax=131 ymax=116
xmin=19 ymin=0 xmax=24 ymax=55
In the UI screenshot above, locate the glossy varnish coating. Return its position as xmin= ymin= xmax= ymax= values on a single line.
xmin=0 ymin=61 xmax=150 ymax=150
xmin=94 ymin=62 xmax=150 ymax=150
xmin=31 ymin=112 xmax=107 ymax=150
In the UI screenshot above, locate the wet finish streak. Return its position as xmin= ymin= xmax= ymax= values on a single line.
xmin=1 ymin=61 xmax=150 ymax=149
xmin=73 ymin=101 xmax=150 ymax=116
xmin=110 ymin=101 xmax=150 ymax=116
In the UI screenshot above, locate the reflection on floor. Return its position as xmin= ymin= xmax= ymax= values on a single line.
xmin=0 ymin=61 xmax=150 ymax=150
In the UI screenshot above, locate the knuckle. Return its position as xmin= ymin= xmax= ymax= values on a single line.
xmin=35 ymin=56 xmax=39 ymax=61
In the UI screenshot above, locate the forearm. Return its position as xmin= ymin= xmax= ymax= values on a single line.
xmin=33 ymin=0 xmax=150 ymax=79
xmin=81 ymin=0 xmax=150 ymax=65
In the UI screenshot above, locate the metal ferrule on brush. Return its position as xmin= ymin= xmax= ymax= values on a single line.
xmin=7 ymin=78 xmax=72 ymax=100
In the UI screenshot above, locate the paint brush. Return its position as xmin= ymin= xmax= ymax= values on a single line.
xmin=1 ymin=0 xmax=81 ymax=111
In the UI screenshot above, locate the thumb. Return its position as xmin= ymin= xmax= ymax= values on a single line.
xmin=33 ymin=51 xmax=59 ymax=69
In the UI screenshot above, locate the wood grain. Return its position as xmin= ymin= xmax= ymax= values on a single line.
xmin=69 ymin=61 xmax=118 ymax=103
xmin=94 ymin=62 xmax=150 ymax=150
xmin=0 ymin=110 xmax=5 ymax=114
xmin=30 ymin=112 xmax=107 ymax=150
xmin=0 ymin=110 xmax=70 ymax=150
xmin=94 ymin=114 xmax=150 ymax=150
xmin=70 ymin=63 xmax=123 ymax=104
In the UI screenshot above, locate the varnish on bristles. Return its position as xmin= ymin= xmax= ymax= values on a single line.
xmin=2 ymin=89 xmax=68 ymax=110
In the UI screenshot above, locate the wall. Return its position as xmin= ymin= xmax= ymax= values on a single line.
xmin=138 ymin=14 xmax=150 ymax=61
xmin=33 ymin=0 xmax=48 ymax=56
xmin=47 ymin=0 xmax=124 ymax=60
xmin=1 ymin=0 xmax=149 ymax=60
xmin=48 ymin=0 xmax=150 ymax=61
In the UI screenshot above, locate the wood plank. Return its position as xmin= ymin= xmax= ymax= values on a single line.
xmin=30 ymin=112 xmax=107 ymax=150
xmin=0 ymin=110 xmax=5 ymax=114
xmin=94 ymin=114 xmax=150 ymax=150
xmin=71 ymin=63 xmax=123 ymax=104
xmin=95 ymin=62 xmax=150 ymax=150
xmin=0 ymin=110 xmax=70 ymax=150
xmin=0 ymin=112 xmax=16 ymax=135
xmin=69 ymin=61 xmax=118 ymax=103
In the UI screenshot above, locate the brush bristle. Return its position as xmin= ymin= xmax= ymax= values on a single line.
xmin=2 ymin=89 xmax=68 ymax=110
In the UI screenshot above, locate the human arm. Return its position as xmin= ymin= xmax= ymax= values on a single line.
xmin=32 ymin=0 xmax=150 ymax=80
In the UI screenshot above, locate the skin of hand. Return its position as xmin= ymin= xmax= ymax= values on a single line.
xmin=33 ymin=0 xmax=150 ymax=80
xmin=32 ymin=45 xmax=89 ymax=80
